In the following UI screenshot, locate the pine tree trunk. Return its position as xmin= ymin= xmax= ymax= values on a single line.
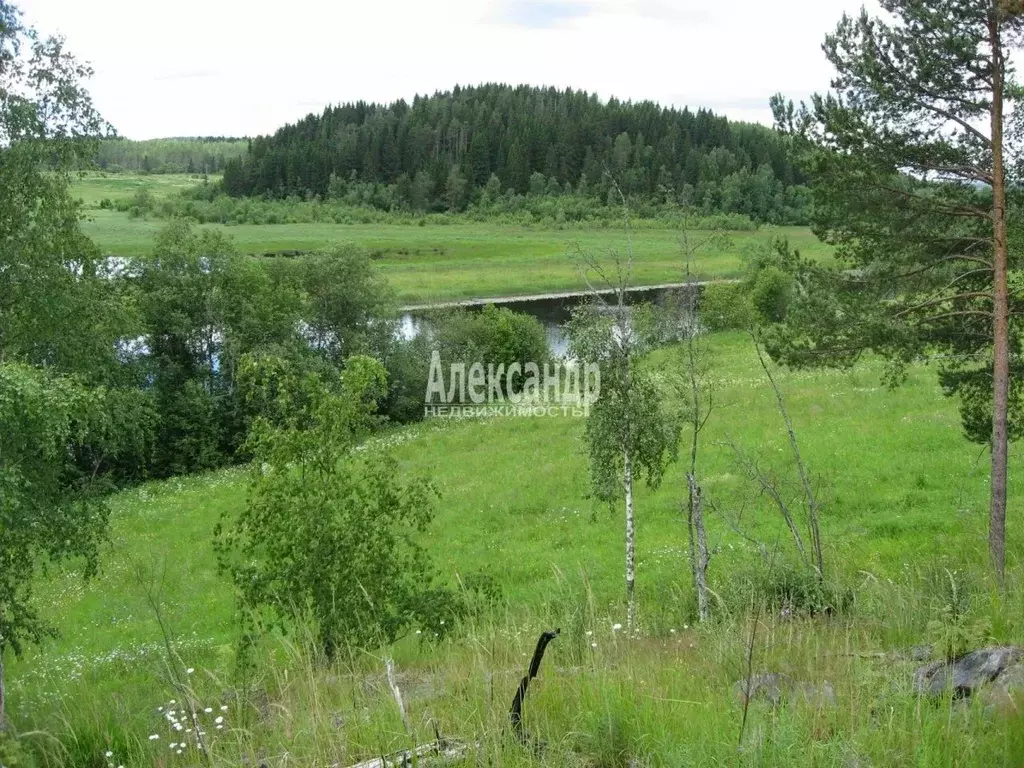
xmin=990 ymin=12 xmax=1009 ymax=587
xmin=624 ymin=447 xmax=636 ymax=632
xmin=688 ymin=473 xmax=711 ymax=622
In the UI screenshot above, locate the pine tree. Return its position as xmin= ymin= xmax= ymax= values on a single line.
xmin=771 ymin=0 xmax=1024 ymax=584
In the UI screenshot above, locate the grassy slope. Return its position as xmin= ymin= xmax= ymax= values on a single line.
xmin=8 ymin=333 xmax=1024 ymax=765
xmin=74 ymin=174 xmax=832 ymax=304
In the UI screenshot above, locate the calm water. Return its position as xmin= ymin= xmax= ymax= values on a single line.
xmin=399 ymin=285 xmax=693 ymax=357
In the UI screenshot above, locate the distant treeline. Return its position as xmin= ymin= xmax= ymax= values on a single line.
xmin=96 ymin=137 xmax=249 ymax=174
xmin=222 ymin=84 xmax=809 ymax=224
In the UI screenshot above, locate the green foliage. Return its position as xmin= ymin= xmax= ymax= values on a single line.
xmin=923 ymin=569 xmax=994 ymax=662
xmin=739 ymin=561 xmax=853 ymax=617
xmin=751 ymin=266 xmax=794 ymax=324
xmin=698 ymin=283 xmax=755 ymax=331
xmin=298 ymin=247 xmax=396 ymax=366
xmin=130 ymin=223 xmax=400 ymax=474
xmin=214 ymin=355 xmax=449 ymax=657
xmin=770 ymin=1 xmax=1024 ymax=445
xmin=430 ymin=304 xmax=550 ymax=396
xmin=0 ymin=365 xmax=112 ymax=657
xmin=0 ymin=732 xmax=35 ymax=768
xmin=377 ymin=335 xmax=432 ymax=424
xmin=569 ymin=303 xmax=681 ymax=505
xmin=95 ymin=136 xmax=247 ymax=174
xmin=221 ymin=84 xmax=810 ymax=224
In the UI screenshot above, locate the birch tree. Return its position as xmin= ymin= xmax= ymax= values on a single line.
xmin=568 ymin=201 xmax=679 ymax=631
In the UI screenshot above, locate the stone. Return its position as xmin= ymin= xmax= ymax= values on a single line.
xmin=734 ymin=672 xmax=793 ymax=706
xmin=913 ymin=646 xmax=1023 ymax=698
xmin=980 ymin=662 xmax=1024 ymax=714
xmin=796 ymin=680 xmax=837 ymax=709
xmin=909 ymin=644 xmax=933 ymax=662
xmin=733 ymin=673 xmax=836 ymax=708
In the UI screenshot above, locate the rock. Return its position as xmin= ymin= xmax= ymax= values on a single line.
xmin=913 ymin=646 xmax=1023 ymax=698
xmin=734 ymin=672 xmax=792 ymax=706
xmin=733 ymin=673 xmax=836 ymax=708
xmin=980 ymin=662 xmax=1024 ymax=714
xmin=796 ymin=680 xmax=837 ymax=709
xmin=909 ymin=644 xmax=933 ymax=662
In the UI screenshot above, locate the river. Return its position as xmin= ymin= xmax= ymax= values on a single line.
xmin=399 ymin=283 xmax=697 ymax=357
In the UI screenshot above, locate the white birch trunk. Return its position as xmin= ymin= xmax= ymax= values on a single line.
xmin=688 ymin=473 xmax=711 ymax=622
xmin=624 ymin=447 xmax=636 ymax=632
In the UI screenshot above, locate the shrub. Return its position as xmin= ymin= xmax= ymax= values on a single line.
xmin=215 ymin=355 xmax=455 ymax=658
xmin=751 ymin=265 xmax=794 ymax=323
xmin=429 ymin=304 xmax=551 ymax=398
xmin=379 ymin=335 xmax=432 ymax=424
xmin=698 ymin=283 xmax=755 ymax=331
xmin=737 ymin=561 xmax=853 ymax=617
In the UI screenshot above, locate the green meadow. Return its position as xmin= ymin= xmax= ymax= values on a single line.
xmin=8 ymin=332 xmax=1024 ymax=766
xmin=73 ymin=174 xmax=832 ymax=304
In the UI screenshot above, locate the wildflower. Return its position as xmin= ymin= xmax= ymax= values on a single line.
xmin=670 ymin=628 xmax=677 ymax=634
xmin=585 ymin=630 xmax=593 ymax=637
xmin=149 ymin=734 xmax=160 ymax=741
xmin=186 ymin=667 xmax=194 ymax=675
xmin=176 ymin=750 xmax=183 ymax=755
xmin=105 ymin=751 xmax=113 ymax=758
xmin=169 ymin=743 xmax=177 ymax=749
xmin=215 ymin=716 xmax=224 ymax=724
xmin=220 ymin=705 xmax=228 ymax=711
xmin=612 ymin=623 xmax=622 ymax=632
xmin=216 ymin=725 xmax=223 ymax=730
xmin=590 ymin=642 xmax=598 ymax=649
xmin=204 ymin=707 xmax=213 ymax=713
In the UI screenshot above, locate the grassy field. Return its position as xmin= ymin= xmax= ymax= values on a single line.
xmin=7 ymin=332 xmax=1024 ymax=766
xmin=73 ymin=174 xmax=833 ymax=305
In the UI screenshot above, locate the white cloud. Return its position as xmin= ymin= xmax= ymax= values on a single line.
xmin=16 ymin=0 xmax=872 ymax=138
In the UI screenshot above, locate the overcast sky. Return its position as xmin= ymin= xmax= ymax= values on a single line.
xmin=19 ymin=0 xmax=874 ymax=140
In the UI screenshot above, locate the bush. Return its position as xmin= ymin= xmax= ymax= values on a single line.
xmin=0 ymin=732 xmax=36 ymax=768
xmin=751 ymin=265 xmax=794 ymax=323
xmin=429 ymin=304 xmax=551 ymax=398
xmin=741 ymin=562 xmax=853 ymax=616
xmin=215 ymin=355 xmax=456 ymax=658
xmin=379 ymin=335 xmax=432 ymax=424
xmin=698 ymin=283 xmax=755 ymax=331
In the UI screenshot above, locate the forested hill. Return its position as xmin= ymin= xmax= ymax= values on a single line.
xmin=96 ymin=137 xmax=248 ymax=174
xmin=222 ymin=84 xmax=808 ymax=223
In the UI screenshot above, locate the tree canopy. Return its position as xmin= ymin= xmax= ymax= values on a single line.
xmin=222 ymin=84 xmax=810 ymax=223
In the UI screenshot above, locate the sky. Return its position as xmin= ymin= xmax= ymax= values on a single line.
xmin=18 ymin=0 xmax=876 ymax=140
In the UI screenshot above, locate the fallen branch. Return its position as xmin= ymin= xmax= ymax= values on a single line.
xmin=510 ymin=629 xmax=560 ymax=742
xmin=342 ymin=629 xmax=560 ymax=768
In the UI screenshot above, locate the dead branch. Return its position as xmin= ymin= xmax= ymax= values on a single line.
xmin=751 ymin=338 xmax=825 ymax=580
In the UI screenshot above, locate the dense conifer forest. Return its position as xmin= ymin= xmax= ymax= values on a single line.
xmin=221 ymin=84 xmax=810 ymax=223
